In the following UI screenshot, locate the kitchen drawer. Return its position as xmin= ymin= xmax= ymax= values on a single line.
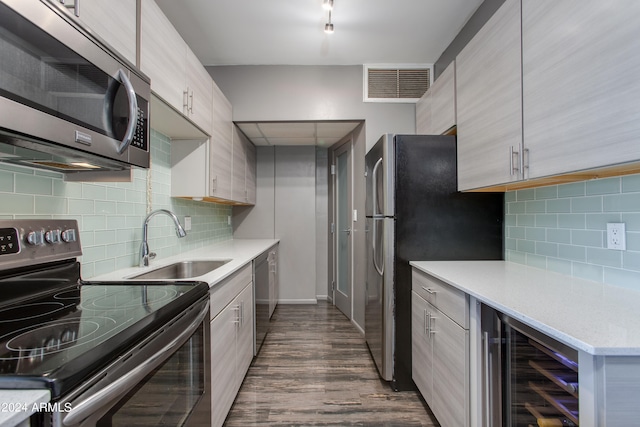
xmin=210 ymin=263 xmax=252 ymax=320
xmin=412 ymin=268 xmax=469 ymax=329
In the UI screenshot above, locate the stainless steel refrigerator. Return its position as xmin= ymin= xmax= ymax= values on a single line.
xmin=365 ymin=134 xmax=504 ymax=391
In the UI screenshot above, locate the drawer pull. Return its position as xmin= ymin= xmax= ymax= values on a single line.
xmin=421 ymin=286 xmax=436 ymax=295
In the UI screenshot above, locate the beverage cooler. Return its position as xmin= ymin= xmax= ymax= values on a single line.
xmin=482 ymin=304 xmax=579 ymax=426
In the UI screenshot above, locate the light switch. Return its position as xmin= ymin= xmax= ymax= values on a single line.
xmin=353 ymin=209 xmax=358 ymax=222
xmin=184 ymin=216 xmax=192 ymax=231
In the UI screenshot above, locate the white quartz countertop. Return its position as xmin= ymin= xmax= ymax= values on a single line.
xmin=93 ymin=238 xmax=279 ymax=287
xmin=0 ymin=389 xmax=50 ymax=427
xmin=410 ymin=260 xmax=640 ymax=356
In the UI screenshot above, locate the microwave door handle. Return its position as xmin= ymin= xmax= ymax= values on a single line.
xmin=62 ymin=299 xmax=209 ymax=426
xmin=115 ymin=68 xmax=138 ymax=155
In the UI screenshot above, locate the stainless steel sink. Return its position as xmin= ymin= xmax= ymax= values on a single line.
xmin=130 ymin=260 xmax=230 ymax=280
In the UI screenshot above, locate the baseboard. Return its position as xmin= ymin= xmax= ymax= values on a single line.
xmin=351 ymin=319 xmax=365 ymax=336
xmin=277 ymin=299 xmax=318 ymax=304
xmin=316 ymin=295 xmax=329 ymax=301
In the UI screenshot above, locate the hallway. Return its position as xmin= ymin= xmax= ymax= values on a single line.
xmin=224 ymin=302 xmax=439 ymax=426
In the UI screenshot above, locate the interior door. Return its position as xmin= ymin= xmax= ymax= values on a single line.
xmin=333 ymin=141 xmax=352 ymax=318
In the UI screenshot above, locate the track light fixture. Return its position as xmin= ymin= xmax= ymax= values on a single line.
xmin=323 ymin=0 xmax=334 ymax=11
xmin=324 ymin=12 xmax=334 ymax=33
xmin=324 ymin=3 xmax=334 ymax=34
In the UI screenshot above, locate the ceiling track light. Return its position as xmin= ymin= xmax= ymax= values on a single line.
xmin=324 ymin=9 xmax=334 ymax=34
xmin=323 ymin=0 xmax=334 ymax=11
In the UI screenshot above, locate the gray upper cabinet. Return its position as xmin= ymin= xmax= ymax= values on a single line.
xmin=171 ymin=89 xmax=256 ymax=205
xmin=232 ymin=126 xmax=257 ymax=205
xmin=431 ymin=61 xmax=456 ymax=136
xmin=522 ymin=0 xmax=640 ymax=179
xmin=47 ymin=0 xmax=137 ymax=65
xmin=415 ymin=90 xmax=432 ymax=134
xmin=210 ymin=82 xmax=233 ymax=200
xmin=140 ymin=0 xmax=212 ymax=135
xmin=456 ymin=0 xmax=522 ymax=191
xmin=415 ymin=61 xmax=456 ymax=136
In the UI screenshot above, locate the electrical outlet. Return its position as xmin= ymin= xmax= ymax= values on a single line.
xmin=607 ymin=222 xmax=626 ymax=250
xmin=228 ymin=216 xmax=232 ymax=226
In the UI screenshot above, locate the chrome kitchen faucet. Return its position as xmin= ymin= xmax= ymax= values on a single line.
xmin=139 ymin=209 xmax=187 ymax=267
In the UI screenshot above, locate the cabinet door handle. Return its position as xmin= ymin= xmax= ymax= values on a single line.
xmin=510 ymin=146 xmax=520 ymax=176
xmin=424 ymin=309 xmax=429 ymax=336
xmin=523 ymin=148 xmax=530 ymax=179
xmin=428 ymin=313 xmax=435 ymax=336
xmin=421 ymin=286 xmax=435 ymax=295
xmin=232 ymin=305 xmax=240 ymax=325
xmin=60 ymin=0 xmax=80 ymax=17
xmin=189 ymin=89 xmax=194 ymax=114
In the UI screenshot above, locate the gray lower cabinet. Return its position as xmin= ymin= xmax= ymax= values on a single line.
xmin=412 ymin=269 xmax=469 ymax=427
xmin=210 ymin=264 xmax=254 ymax=427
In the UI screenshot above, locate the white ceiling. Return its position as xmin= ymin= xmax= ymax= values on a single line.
xmin=154 ymin=0 xmax=483 ymax=146
xmin=154 ymin=0 xmax=483 ymax=66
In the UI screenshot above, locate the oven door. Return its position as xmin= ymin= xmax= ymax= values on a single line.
xmin=54 ymin=297 xmax=210 ymax=427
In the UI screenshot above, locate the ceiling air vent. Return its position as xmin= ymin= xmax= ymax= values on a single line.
xmin=364 ymin=64 xmax=432 ymax=103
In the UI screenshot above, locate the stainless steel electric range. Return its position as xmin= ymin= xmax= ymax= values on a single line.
xmin=0 ymin=219 xmax=211 ymax=427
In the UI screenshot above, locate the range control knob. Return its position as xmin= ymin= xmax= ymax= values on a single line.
xmin=45 ymin=229 xmax=62 ymax=244
xmin=26 ymin=230 xmax=45 ymax=246
xmin=61 ymin=229 xmax=77 ymax=243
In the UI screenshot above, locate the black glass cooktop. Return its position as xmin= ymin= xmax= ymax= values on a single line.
xmin=0 ymin=261 xmax=208 ymax=398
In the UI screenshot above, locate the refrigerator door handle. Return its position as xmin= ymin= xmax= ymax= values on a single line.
xmin=372 ymin=218 xmax=384 ymax=276
xmin=372 ymin=157 xmax=383 ymax=216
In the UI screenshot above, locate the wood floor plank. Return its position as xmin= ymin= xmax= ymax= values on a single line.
xmin=223 ymin=302 xmax=439 ymax=426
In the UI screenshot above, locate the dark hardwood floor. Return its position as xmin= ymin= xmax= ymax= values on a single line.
xmin=224 ymin=301 xmax=439 ymax=426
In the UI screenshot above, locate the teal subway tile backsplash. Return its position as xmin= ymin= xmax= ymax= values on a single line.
xmin=0 ymin=129 xmax=233 ymax=278
xmin=506 ymin=174 xmax=640 ymax=289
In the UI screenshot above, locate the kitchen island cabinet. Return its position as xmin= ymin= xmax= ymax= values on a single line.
xmin=411 ymin=260 xmax=640 ymax=427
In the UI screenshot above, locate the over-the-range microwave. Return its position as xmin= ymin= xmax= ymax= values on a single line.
xmin=0 ymin=0 xmax=150 ymax=176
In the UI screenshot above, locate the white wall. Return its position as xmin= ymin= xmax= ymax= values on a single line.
xmin=207 ymin=65 xmax=416 ymax=152
xmin=234 ymin=146 xmax=317 ymax=303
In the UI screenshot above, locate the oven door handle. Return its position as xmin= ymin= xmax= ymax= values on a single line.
xmin=62 ymin=299 xmax=209 ymax=426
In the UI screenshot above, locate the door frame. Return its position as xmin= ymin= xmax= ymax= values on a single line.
xmin=329 ymin=137 xmax=353 ymax=319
